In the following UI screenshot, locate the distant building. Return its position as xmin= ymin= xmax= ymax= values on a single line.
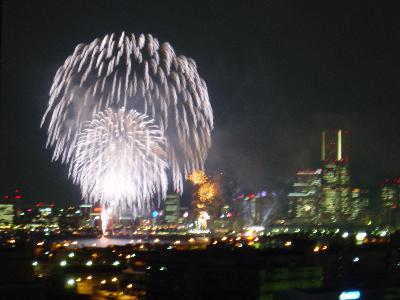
xmin=288 ymin=169 xmax=322 ymax=224
xmin=0 ymin=204 xmax=15 ymax=225
xmin=381 ymin=178 xmax=400 ymax=227
xmin=349 ymin=188 xmax=369 ymax=223
xmin=163 ymin=193 xmax=181 ymax=224
xmin=320 ymin=129 xmax=351 ymax=223
xmin=381 ymin=179 xmax=399 ymax=209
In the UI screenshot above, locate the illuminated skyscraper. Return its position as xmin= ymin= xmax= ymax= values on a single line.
xmin=381 ymin=178 xmax=400 ymax=226
xmin=381 ymin=179 xmax=400 ymax=209
xmin=288 ymin=169 xmax=322 ymax=224
xmin=349 ymin=188 xmax=369 ymax=223
xmin=320 ymin=129 xmax=351 ymax=223
xmin=321 ymin=129 xmax=349 ymax=162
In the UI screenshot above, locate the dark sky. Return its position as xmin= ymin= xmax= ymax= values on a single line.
xmin=1 ymin=1 xmax=400 ymax=205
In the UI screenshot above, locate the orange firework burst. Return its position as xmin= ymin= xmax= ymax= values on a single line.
xmin=198 ymin=182 xmax=217 ymax=203
xmin=188 ymin=170 xmax=208 ymax=185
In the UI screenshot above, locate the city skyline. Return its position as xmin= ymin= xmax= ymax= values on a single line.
xmin=2 ymin=1 xmax=400 ymax=206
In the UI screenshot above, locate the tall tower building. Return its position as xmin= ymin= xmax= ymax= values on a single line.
xmin=288 ymin=169 xmax=322 ymax=224
xmin=320 ymin=129 xmax=351 ymax=223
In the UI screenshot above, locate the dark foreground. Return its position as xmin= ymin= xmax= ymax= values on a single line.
xmin=0 ymin=235 xmax=399 ymax=300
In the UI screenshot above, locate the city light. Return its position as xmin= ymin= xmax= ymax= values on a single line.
xmin=86 ymin=260 xmax=93 ymax=266
xmin=379 ymin=230 xmax=387 ymax=237
xmin=355 ymin=232 xmax=367 ymax=241
xmin=66 ymin=279 xmax=75 ymax=287
xmin=60 ymin=260 xmax=67 ymax=267
xmin=32 ymin=261 xmax=38 ymax=266
xmin=339 ymin=290 xmax=361 ymax=300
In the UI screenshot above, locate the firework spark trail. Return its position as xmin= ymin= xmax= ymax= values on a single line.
xmin=41 ymin=32 xmax=213 ymax=214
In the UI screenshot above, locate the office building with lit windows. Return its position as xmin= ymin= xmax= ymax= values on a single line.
xmin=288 ymin=169 xmax=322 ymax=224
xmin=381 ymin=179 xmax=399 ymax=209
xmin=349 ymin=188 xmax=369 ymax=223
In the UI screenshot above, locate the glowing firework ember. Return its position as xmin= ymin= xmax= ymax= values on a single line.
xmin=41 ymin=32 xmax=213 ymax=215
xmin=198 ymin=182 xmax=217 ymax=203
xmin=188 ymin=170 xmax=208 ymax=185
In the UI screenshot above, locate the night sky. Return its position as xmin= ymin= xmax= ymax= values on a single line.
xmin=1 ymin=1 xmax=400 ymax=205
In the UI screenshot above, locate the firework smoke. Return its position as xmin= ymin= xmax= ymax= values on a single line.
xmin=41 ymin=32 xmax=213 ymax=214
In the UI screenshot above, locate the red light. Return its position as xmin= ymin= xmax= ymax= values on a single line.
xmin=15 ymin=195 xmax=22 ymax=199
xmin=15 ymin=189 xmax=20 ymax=193
xmin=3 ymin=195 xmax=9 ymax=199
xmin=36 ymin=202 xmax=45 ymax=207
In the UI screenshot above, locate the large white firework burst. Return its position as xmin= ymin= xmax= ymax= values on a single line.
xmin=41 ymin=32 xmax=213 ymax=213
xmin=71 ymin=108 xmax=168 ymax=213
